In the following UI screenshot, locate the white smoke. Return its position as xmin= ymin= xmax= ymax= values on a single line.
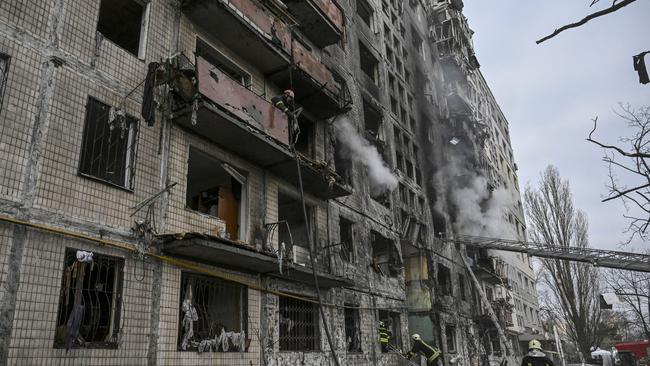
xmin=334 ymin=120 xmax=398 ymax=195
xmin=441 ymin=156 xmax=516 ymax=239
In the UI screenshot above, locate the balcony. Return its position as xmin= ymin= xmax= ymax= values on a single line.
xmin=269 ymin=40 xmax=346 ymax=119
xmin=159 ymin=233 xmax=353 ymax=288
xmin=282 ymin=0 xmax=344 ymax=48
xmin=182 ymin=0 xmax=291 ymax=74
xmin=173 ymin=57 xmax=351 ymax=200
xmin=446 ymin=81 xmax=473 ymax=116
xmin=469 ymin=250 xmax=503 ymax=285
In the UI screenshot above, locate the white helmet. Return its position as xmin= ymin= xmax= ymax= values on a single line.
xmin=412 ymin=334 xmax=421 ymax=341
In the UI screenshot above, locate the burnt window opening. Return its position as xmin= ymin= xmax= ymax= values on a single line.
xmin=371 ymin=231 xmax=400 ymax=277
xmin=339 ymin=217 xmax=355 ymax=262
xmin=458 ymin=273 xmax=467 ymax=301
xmin=334 ymin=142 xmax=352 ymax=186
xmin=378 ymin=310 xmax=401 ymax=352
xmin=418 ymin=196 xmax=425 ymax=213
xmin=415 ymin=168 xmax=422 ymax=186
xmin=54 ymin=248 xmax=124 ymax=349
xmin=363 ymin=99 xmax=381 ymax=138
xmin=186 ymin=148 xmax=248 ymax=240
xmin=97 ymin=0 xmax=148 ymax=58
xmin=196 ymin=37 xmax=251 ymax=88
xmin=359 ymin=41 xmax=379 ymax=83
xmin=489 ymin=330 xmax=502 ymax=356
xmin=278 ymin=192 xmax=315 ymax=265
xmin=295 ymin=117 xmax=315 ymax=158
xmin=406 ymin=160 xmax=414 ymax=180
xmin=371 ymin=189 xmax=391 ymax=208
xmin=437 ymin=264 xmax=451 ymax=296
xmin=0 ymin=53 xmax=9 ymax=112
xmin=399 ymin=183 xmax=407 ymax=204
xmin=396 ymin=152 xmax=404 ymax=173
xmin=390 ymin=97 xmax=398 ymax=116
xmin=79 ymin=96 xmax=139 ymax=190
xmin=279 ymin=296 xmax=320 ymax=351
xmin=433 ymin=212 xmax=446 ymax=238
xmin=445 ymin=325 xmax=457 ymax=353
xmin=416 ymin=225 xmax=427 ymax=246
xmin=344 ymin=305 xmax=362 ymax=352
xmin=178 ymin=272 xmax=248 ymax=352
xmin=357 ymin=0 xmax=375 ymax=31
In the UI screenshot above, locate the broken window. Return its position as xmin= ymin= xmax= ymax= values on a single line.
xmin=445 ymin=325 xmax=457 ymax=353
xmin=339 ymin=217 xmax=355 ymax=262
xmin=458 ymin=273 xmax=467 ymax=301
xmin=97 ymin=0 xmax=149 ymax=58
xmin=363 ymin=99 xmax=381 ymax=138
xmin=415 ymin=168 xmax=422 ymax=186
xmin=359 ymin=41 xmax=379 ymax=83
xmin=406 ymin=160 xmax=414 ymax=180
xmin=54 ymin=248 xmax=124 ymax=349
xmin=278 ymin=192 xmax=315 ymax=265
xmin=344 ymin=305 xmax=362 ymax=352
xmin=0 ymin=53 xmax=9 ymax=112
xmin=437 ymin=264 xmax=451 ymax=295
xmin=378 ymin=310 xmax=401 ymax=352
xmin=178 ymin=272 xmax=248 ymax=352
xmin=334 ymin=143 xmax=352 ymax=186
xmin=390 ymin=97 xmax=398 ymax=116
xmin=196 ymin=37 xmax=251 ymax=88
xmin=186 ymin=148 xmax=247 ymax=240
xmin=396 ymin=152 xmax=404 ymax=173
xmin=79 ymin=96 xmax=139 ymax=190
xmin=279 ymin=296 xmax=319 ymax=351
xmin=295 ymin=117 xmax=315 ymax=157
xmin=489 ymin=330 xmax=502 ymax=356
xmin=371 ymin=231 xmax=400 ymax=277
xmin=433 ymin=212 xmax=446 ymax=238
xmin=357 ymin=0 xmax=375 ymax=31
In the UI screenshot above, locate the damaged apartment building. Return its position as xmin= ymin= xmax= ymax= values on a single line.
xmin=0 ymin=0 xmax=539 ymax=365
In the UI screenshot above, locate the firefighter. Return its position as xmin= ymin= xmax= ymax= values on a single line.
xmin=378 ymin=321 xmax=391 ymax=352
xmin=404 ymin=334 xmax=441 ymax=366
xmin=521 ymin=340 xmax=554 ymax=366
xmin=271 ymin=89 xmax=296 ymax=115
xmin=271 ymin=89 xmax=301 ymax=145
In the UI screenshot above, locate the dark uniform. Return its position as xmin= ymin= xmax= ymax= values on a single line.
xmin=521 ymin=352 xmax=554 ymax=366
xmin=406 ymin=338 xmax=441 ymax=366
xmin=378 ymin=322 xmax=391 ymax=352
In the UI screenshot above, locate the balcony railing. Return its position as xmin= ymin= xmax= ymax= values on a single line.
xmin=182 ymin=0 xmax=291 ymax=74
xmin=282 ymin=0 xmax=344 ymax=48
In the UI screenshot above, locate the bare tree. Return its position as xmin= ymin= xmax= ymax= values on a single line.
xmin=587 ymin=104 xmax=650 ymax=242
xmin=524 ymin=166 xmax=603 ymax=359
xmin=603 ymin=267 xmax=650 ymax=340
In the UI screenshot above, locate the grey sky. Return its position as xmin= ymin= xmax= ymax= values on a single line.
xmin=462 ymin=1 xmax=650 ymax=250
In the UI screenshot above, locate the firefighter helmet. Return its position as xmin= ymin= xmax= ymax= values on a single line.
xmin=412 ymin=334 xmax=421 ymax=341
xmin=528 ymin=339 xmax=542 ymax=350
xmin=283 ymin=89 xmax=295 ymax=99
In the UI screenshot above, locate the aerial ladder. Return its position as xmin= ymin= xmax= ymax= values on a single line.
xmin=442 ymin=235 xmax=650 ymax=358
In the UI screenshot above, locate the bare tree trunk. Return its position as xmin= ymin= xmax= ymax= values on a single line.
xmin=525 ymin=166 xmax=603 ymax=360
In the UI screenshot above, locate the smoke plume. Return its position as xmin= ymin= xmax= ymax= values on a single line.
xmin=441 ymin=155 xmax=516 ymax=239
xmin=334 ymin=120 xmax=398 ymax=195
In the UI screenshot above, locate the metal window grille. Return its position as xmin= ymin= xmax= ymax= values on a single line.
xmin=178 ymin=272 xmax=248 ymax=352
xmin=344 ymin=306 xmax=362 ymax=352
xmin=79 ymin=96 xmax=139 ymax=190
xmin=279 ymin=296 xmax=319 ymax=351
xmin=54 ymin=248 xmax=124 ymax=349
xmin=0 ymin=53 xmax=10 ymax=112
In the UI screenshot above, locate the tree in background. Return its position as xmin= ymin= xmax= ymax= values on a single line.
xmin=524 ymin=166 xmax=603 ymax=359
xmin=603 ymin=267 xmax=650 ymax=341
xmin=587 ymin=105 xmax=650 ymax=243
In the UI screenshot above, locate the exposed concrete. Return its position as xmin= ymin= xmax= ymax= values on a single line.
xmin=147 ymin=257 xmax=162 ymax=366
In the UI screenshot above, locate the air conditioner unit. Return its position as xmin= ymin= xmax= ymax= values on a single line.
xmin=292 ymin=246 xmax=311 ymax=266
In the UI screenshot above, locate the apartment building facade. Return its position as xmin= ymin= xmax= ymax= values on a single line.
xmin=0 ymin=0 xmax=539 ymax=365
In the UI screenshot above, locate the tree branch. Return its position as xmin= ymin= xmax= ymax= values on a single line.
xmin=602 ymin=182 xmax=650 ymax=202
xmin=587 ymin=117 xmax=650 ymax=158
xmin=537 ymin=0 xmax=638 ymax=44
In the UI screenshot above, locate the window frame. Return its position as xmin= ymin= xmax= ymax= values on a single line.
xmin=445 ymin=325 xmax=457 ymax=353
xmin=96 ymin=0 xmax=150 ymax=59
xmin=0 ymin=53 xmax=10 ymax=112
xmin=344 ymin=305 xmax=362 ymax=353
xmin=279 ymin=296 xmax=320 ymax=352
xmin=54 ymin=248 xmax=125 ymax=349
xmin=78 ymin=96 xmax=139 ymax=191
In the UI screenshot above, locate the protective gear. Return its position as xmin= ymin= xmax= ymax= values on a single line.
xmin=406 ymin=337 xmax=441 ymax=366
xmin=521 ymin=349 xmax=553 ymax=366
xmin=283 ymin=89 xmax=295 ymax=99
xmin=528 ymin=339 xmax=542 ymax=351
xmin=378 ymin=321 xmax=391 ymax=352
